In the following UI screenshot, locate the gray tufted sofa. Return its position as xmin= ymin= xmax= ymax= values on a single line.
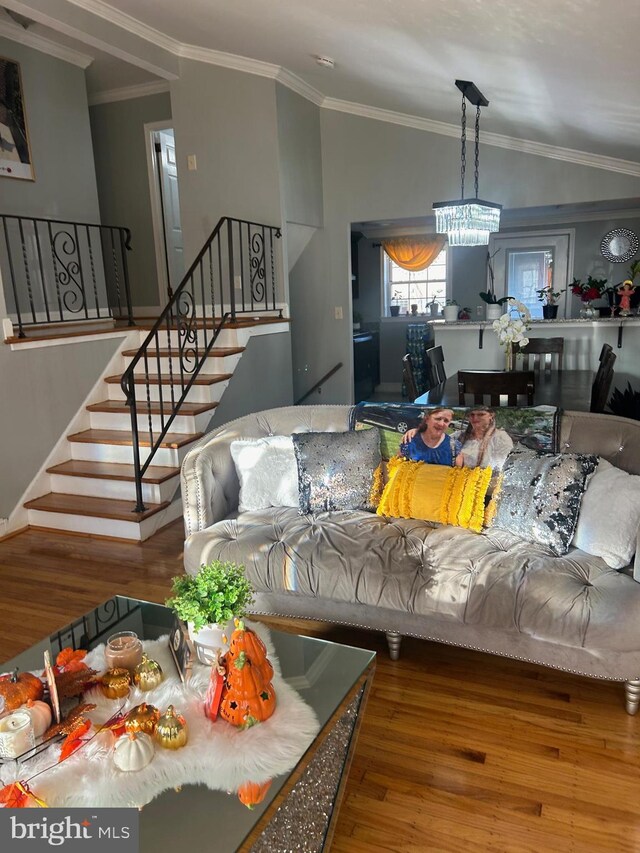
xmin=181 ymin=405 xmax=640 ymax=713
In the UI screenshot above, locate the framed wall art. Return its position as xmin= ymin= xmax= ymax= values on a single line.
xmin=0 ymin=57 xmax=34 ymax=181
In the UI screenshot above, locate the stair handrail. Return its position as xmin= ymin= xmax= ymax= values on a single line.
xmin=0 ymin=212 xmax=134 ymax=336
xmin=295 ymin=362 xmax=343 ymax=405
xmin=121 ymin=216 xmax=282 ymax=512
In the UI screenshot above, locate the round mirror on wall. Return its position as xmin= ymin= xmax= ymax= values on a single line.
xmin=600 ymin=228 xmax=639 ymax=263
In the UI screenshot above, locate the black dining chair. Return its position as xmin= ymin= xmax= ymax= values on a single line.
xmin=517 ymin=337 xmax=564 ymax=372
xmin=425 ymin=345 xmax=446 ymax=386
xmin=402 ymin=353 xmax=419 ymax=401
xmin=590 ymin=346 xmax=616 ymax=413
xmin=458 ymin=370 xmax=535 ymax=407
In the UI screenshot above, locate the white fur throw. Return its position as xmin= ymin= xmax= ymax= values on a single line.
xmin=230 ymin=436 xmax=299 ymax=512
xmin=2 ymin=622 xmax=319 ymax=808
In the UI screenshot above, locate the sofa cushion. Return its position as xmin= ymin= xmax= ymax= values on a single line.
xmin=377 ymin=458 xmax=492 ymax=533
xmin=292 ymin=428 xmax=381 ymax=514
xmin=230 ymin=436 xmax=298 ymax=512
xmin=572 ymin=459 xmax=640 ymax=569
xmin=183 ymin=507 xmax=640 ymax=653
xmin=488 ymin=447 xmax=598 ymax=556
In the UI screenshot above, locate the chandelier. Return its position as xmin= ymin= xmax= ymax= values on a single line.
xmin=433 ymin=80 xmax=502 ymax=247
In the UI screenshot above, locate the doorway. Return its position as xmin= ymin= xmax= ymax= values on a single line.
xmin=145 ymin=123 xmax=184 ymax=306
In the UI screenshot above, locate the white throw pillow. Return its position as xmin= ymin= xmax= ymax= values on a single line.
xmin=230 ymin=436 xmax=299 ymax=513
xmin=572 ymin=459 xmax=640 ymax=569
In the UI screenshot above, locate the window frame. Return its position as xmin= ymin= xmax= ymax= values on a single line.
xmin=382 ymin=245 xmax=450 ymax=316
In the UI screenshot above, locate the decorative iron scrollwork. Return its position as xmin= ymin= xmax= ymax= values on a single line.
xmin=177 ymin=288 xmax=198 ymax=373
xmin=53 ymin=229 xmax=85 ymax=313
xmin=249 ymin=231 xmax=266 ymax=302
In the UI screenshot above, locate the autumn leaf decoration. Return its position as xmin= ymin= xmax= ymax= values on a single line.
xmin=55 ymin=648 xmax=88 ymax=674
xmin=0 ymin=781 xmax=47 ymax=808
xmin=58 ymin=719 xmax=91 ymax=762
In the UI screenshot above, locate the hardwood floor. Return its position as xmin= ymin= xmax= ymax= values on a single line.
xmin=1 ymin=523 xmax=639 ymax=851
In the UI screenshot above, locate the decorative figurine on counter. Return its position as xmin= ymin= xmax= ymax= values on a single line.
xmin=617 ymin=280 xmax=636 ymax=316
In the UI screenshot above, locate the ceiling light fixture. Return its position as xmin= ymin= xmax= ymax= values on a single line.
xmin=433 ymin=80 xmax=501 ymax=247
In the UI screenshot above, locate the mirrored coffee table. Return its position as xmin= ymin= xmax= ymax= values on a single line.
xmin=0 ymin=596 xmax=376 ymax=852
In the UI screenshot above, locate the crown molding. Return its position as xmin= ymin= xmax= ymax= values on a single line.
xmin=0 ymin=18 xmax=93 ymax=67
xmin=88 ymin=79 xmax=170 ymax=106
xmin=45 ymin=0 xmax=640 ymax=177
xmin=322 ymin=98 xmax=640 ymax=178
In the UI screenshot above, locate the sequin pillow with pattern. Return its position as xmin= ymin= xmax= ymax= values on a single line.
xmin=487 ymin=447 xmax=598 ymax=556
xmin=292 ymin=428 xmax=381 ymax=514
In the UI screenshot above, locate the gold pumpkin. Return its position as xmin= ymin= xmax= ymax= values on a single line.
xmin=125 ymin=703 xmax=160 ymax=736
xmin=101 ymin=668 xmax=131 ymax=700
xmin=133 ymin=655 xmax=163 ymax=692
xmin=155 ymin=705 xmax=188 ymax=750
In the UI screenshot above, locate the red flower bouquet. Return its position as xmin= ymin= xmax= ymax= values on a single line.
xmin=570 ymin=275 xmax=607 ymax=303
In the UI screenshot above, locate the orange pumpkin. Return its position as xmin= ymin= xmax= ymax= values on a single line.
xmin=237 ymin=779 xmax=272 ymax=809
xmin=0 ymin=671 xmax=44 ymax=712
xmin=219 ymin=623 xmax=276 ymax=728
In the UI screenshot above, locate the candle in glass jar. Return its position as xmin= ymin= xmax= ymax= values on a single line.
xmin=0 ymin=711 xmax=36 ymax=759
xmin=105 ymin=631 xmax=143 ymax=673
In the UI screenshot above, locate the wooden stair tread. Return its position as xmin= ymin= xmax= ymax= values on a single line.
xmin=135 ymin=316 xmax=289 ymax=331
xmin=105 ymin=373 xmax=232 ymax=386
xmin=47 ymin=460 xmax=180 ymax=484
xmin=121 ymin=346 xmax=245 ymax=358
xmin=67 ymin=429 xmax=202 ymax=449
xmin=87 ymin=399 xmax=218 ymax=416
xmin=24 ymin=492 xmax=169 ymax=521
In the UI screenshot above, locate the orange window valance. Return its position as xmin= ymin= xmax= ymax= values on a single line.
xmin=381 ymin=235 xmax=446 ymax=272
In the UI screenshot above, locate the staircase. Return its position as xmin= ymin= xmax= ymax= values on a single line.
xmin=14 ymin=214 xmax=284 ymax=541
xmin=22 ymin=318 xmax=284 ymax=540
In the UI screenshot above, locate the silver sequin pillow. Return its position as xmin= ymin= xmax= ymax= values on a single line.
xmin=292 ymin=428 xmax=381 ymax=514
xmin=489 ymin=447 xmax=598 ymax=556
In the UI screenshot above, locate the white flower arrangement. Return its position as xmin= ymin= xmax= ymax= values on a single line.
xmin=492 ymin=298 xmax=530 ymax=349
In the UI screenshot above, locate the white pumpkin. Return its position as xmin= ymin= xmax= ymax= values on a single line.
xmin=113 ymin=732 xmax=154 ymax=772
xmin=22 ymin=700 xmax=52 ymax=738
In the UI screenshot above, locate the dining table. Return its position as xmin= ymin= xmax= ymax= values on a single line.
xmin=413 ymin=369 xmax=595 ymax=411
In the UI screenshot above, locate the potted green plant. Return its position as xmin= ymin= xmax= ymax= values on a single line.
xmin=535 ymin=285 xmax=565 ymax=319
xmin=480 ymin=249 xmax=510 ymax=319
xmin=428 ymin=291 xmax=443 ymax=317
xmin=390 ymin=290 xmax=401 ymax=317
xmin=443 ymin=299 xmax=459 ymax=322
xmin=166 ymin=560 xmax=254 ymax=661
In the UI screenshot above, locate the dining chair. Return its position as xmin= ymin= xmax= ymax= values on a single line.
xmin=425 ymin=345 xmax=446 ymax=386
xmin=402 ymin=353 xmax=419 ymax=401
xmin=590 ymin=346 xmax=617 ymax=413
xmin=458 ymin=370 xmax=535 ymax=407
xmin=517 ymin=337 xmax=564 ymax=372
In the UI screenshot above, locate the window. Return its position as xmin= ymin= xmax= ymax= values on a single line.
xmin=385 ymin=248 xmax=448 ymax=315
xmin=489 ymin=231 xmax=573 ymax=320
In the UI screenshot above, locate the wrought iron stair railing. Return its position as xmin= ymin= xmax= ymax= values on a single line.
xmin=0 ymin=213 xmax=134 ymax=337
xmin=121 ymin=216 xmax=282 ymax=512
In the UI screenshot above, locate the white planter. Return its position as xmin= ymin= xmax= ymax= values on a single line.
xmin=485 ymin=304 xmax=503 ymax=321
xmin=443 ymin=305 xmax=459 ymax=322
xmin=188 ymin=619 xmax=235 ymax=664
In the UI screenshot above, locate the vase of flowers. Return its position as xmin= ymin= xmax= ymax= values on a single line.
xmin=535 ymin=285 xmax=565 ymax=320
xmin=492 ymin=299 xmax=530 ymax=371
xmin=570 ymin=275 xmax=607 ymax=319
xmin=480 ymin=248 xmax=510 ymax=320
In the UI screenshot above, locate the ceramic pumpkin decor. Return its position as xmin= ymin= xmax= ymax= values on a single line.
xmin=113 ymin=732 xmax=155 ymax=772
xmin=219 ymin=622 xmax=276 ymax=728
xmin=22 ymin=699 xmax=53 ymax=738
xmin=0 ymin=670 xmax=44 ymax=712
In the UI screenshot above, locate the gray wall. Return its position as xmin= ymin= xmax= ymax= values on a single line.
xmin=275 ymin=85 xmax=323 ymax=228
xmin=89 ymin=92 xmax=172 ymax=309
xmin=0 ymin=338 xmax=122 ymax=518
xmin=0 ymin=37 xmax=100 ymax=222
xmin=170 ymin=63 xmax=283 ymax=266
xmin=293 ymin=109 xmax=640 ymax=403
xmin=208 ymin=332 xmax=293 ymax=426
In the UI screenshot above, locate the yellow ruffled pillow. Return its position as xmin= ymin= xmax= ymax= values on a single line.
xmin=376 ymin=457 xmax=492 ymax=533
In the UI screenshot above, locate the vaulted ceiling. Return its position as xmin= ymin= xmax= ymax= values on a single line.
xmin=3 ymin=0 xmax=640 ymax=166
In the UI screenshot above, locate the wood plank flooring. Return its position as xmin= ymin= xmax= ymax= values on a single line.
xmin=0 ymin=523 xmax=638 ymax=852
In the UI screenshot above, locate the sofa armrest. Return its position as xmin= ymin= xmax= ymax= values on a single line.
xmin=181 ymin=430 xmax=234 ymax=537
xmin=634 ymin=526 xmax=640 ymax=583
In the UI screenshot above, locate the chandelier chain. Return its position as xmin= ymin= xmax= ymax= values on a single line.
xmin=460 ymin=92 xmax=466 ymax=200
xmin=474 ymin=104 xmax=481 ymax=198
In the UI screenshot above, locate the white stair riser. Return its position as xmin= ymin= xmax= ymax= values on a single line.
xmin=49 ymin=474 xmax=178 ymax=504
xmin=27 ymin=499 xmax=183 ymax=541
xmin=138 ymin=328 xmax=241 ymax=349
xmin=107 ymin=381 xmax=228 ymax=404
xmin=69 ymin=442 xmax=182 ymax=467
xmin=124 ymin=354 xmax=241 ymax=375
xmin=89 ymin=410 xmax=211 ymax=434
